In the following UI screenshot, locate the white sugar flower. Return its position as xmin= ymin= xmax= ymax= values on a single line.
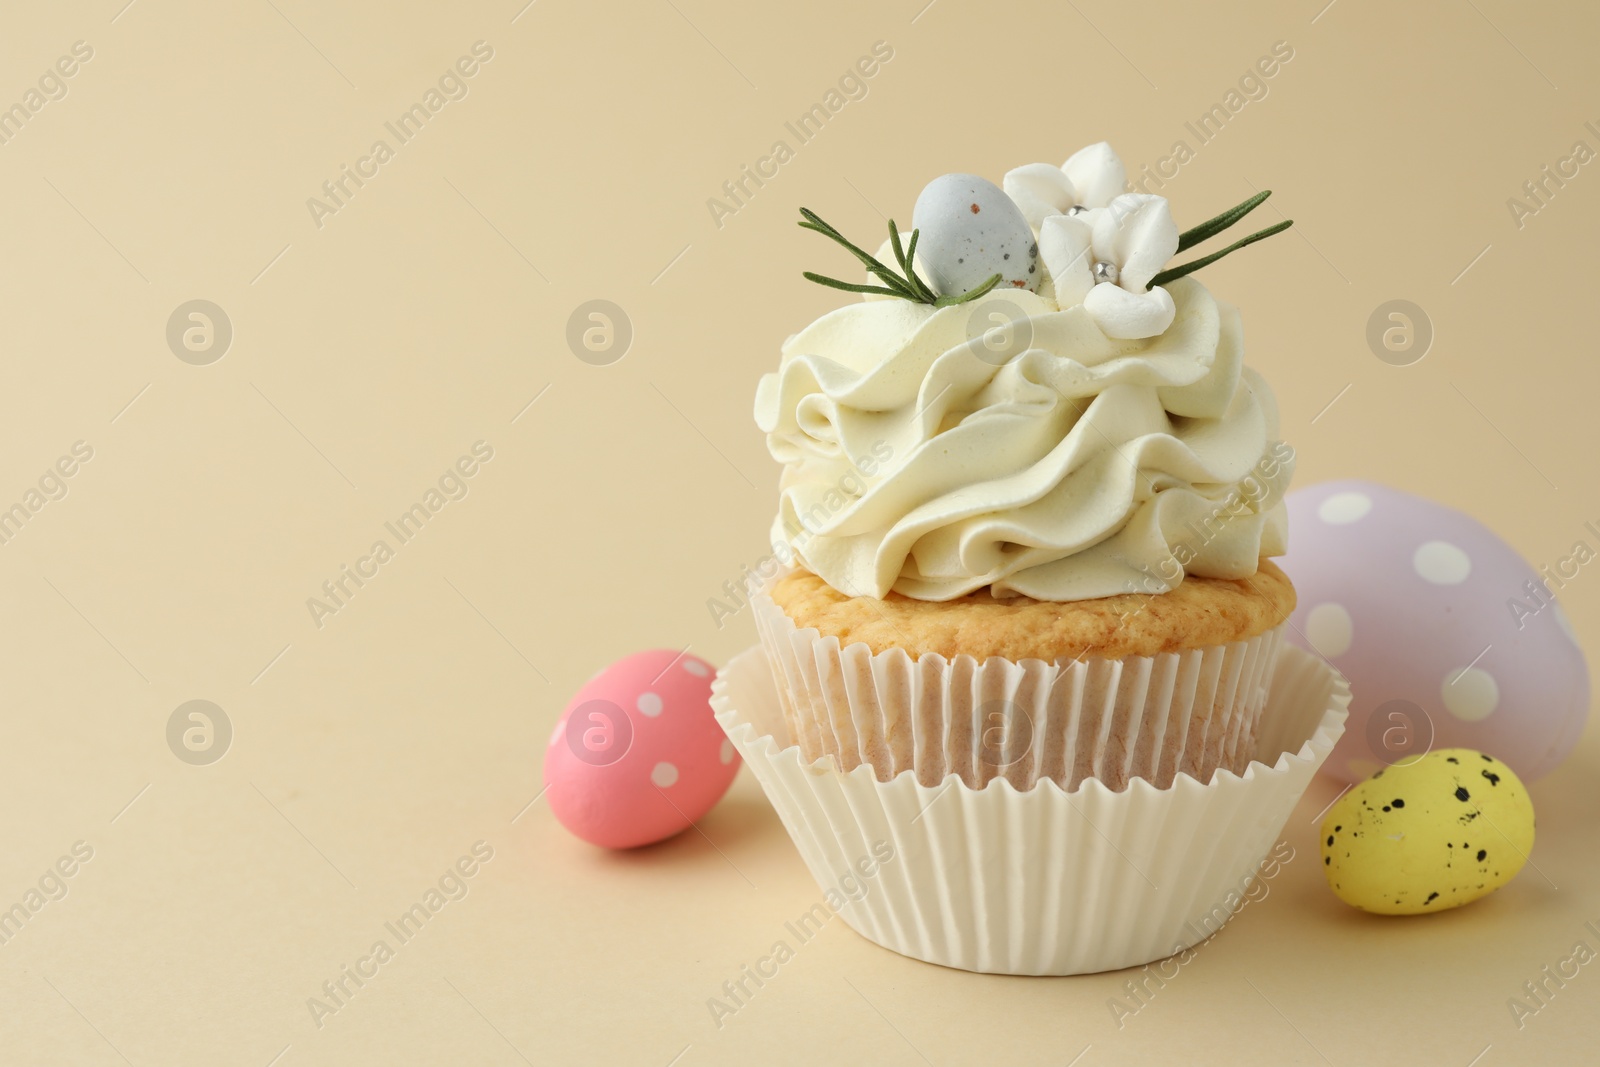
xmin=1039 ymin=193 xmax=1179 ymax=339
xmin=1002 ymin=142 xmax=1128 ymax=228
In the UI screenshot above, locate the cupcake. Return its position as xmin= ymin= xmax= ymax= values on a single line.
xmin=754 ymin=145 xmax=1298 ymax=793
xmin=721 ymin=143 xmax=1348 ymax=974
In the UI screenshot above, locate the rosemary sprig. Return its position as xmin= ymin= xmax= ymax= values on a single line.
xmin=888 ymin=219 xmax=937 ymax=303
xmin=1176 ymin=190 xmax=1272 ymax=252
xmin=800 ymin=208 xmax=1001 ymax=307
xmin=1150 ymin=219 xmax=1294 ymax=288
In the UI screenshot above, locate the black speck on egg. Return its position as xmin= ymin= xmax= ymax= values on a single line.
xmin=1454 ymin=786 xmax=1471 ymax=802
xmin=1426 ymin=891 xmax=1439 ymax=904
xmin=1392 ymin=798 xmax=1405 ymax=808
xmin=1003 ymin=253 xmax=1010 ymax=260
xmin=1326 ymin=835 xmax=1334 ymax=846
xmin=1334 ymin=825 xmax=1342 ymax=832
xmin=1477 ymin=849 xmax=1487 ymax=862
xmin=1482 ymin=754 xmax=1493 ymax=762
xmin=1374 ymin=770 xmax=1385 ymax=778
xmin=1382 ymin=805 xmax=1391 ymax=812
xmin=1483 ymin=770 xmax=1500 ymax=786
xmin=1447 ymin=757 xmax=1459 ymax=764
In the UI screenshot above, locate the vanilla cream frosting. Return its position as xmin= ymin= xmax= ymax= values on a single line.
xmin=755 ymin=275 xmax=1293 ymax=602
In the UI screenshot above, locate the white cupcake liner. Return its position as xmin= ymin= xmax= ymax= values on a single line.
xmin=752 ymin=583 xmax=1284 ymax=792
xmin=712 ymin=643 xmax=1349 ymax=976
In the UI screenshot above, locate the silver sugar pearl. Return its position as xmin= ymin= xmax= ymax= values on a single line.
xmin=1092 ymin=260 xmax=1120 ymax=285
xmin=1066 ymin=204 xmax=1090 ymax=216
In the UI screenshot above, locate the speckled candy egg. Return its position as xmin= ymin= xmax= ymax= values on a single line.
xmin=911 ymin=173 xmax=1039 ymax=297
xmin=1280 ymin=480 xmax=1589 ymax=785
xmin=544 ymin=650 xmax=739 ymax=849
xmin=1321 ymin=748 xmax=1534 ymax=914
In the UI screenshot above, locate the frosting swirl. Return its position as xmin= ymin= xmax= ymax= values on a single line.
xmin=755 ymin=276 xmax=1293 ymax=601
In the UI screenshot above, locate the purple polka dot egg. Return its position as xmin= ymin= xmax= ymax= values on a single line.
xmin=1279 ymin=480 xmax=1589 ymax=786
xmin=544 ymin=649 xmax=739 ymax=849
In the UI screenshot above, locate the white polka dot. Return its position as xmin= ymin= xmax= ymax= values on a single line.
xmin=1305 ymin=603 xmax=1353 ymax=658
xmin=720 ymin=739 xmax=735 ymax=765
xmin=1441 ymin=667 xmax=1499 ymax=722
xmin=651 ymin=761 xmax=679 ymax=787
xmin=636 ymin=692 xmax=663 ymax=717
xmin=1414 ymin=541 xmax=1471 ymax=585
xmin=1553 ymin=603 xmax=1579 ymax=645
xmin=1319 ymin=492 xmax=1373 ymax=525
xmin=682 ymin=658 xmax=710 ymax=677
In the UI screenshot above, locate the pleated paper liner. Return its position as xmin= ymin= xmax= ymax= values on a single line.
xmin=752 ymin=581 xmax=1284 ymax=792
xmin=712 ymin=643 xmax=1349 ymax=976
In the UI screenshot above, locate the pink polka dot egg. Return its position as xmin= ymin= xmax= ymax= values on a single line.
xmin=1280 ymin=480 xmax=1589 ymax=786
xmin=544 ymin=649 xmax=739 ymax=849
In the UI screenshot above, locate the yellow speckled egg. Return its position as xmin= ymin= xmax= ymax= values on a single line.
xmin=1321 ymin=748 xmax=1534 ymax=915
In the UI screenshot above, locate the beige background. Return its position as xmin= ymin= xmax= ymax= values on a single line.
xmin=0 ymin=0 xmax=1596 ymax=1063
